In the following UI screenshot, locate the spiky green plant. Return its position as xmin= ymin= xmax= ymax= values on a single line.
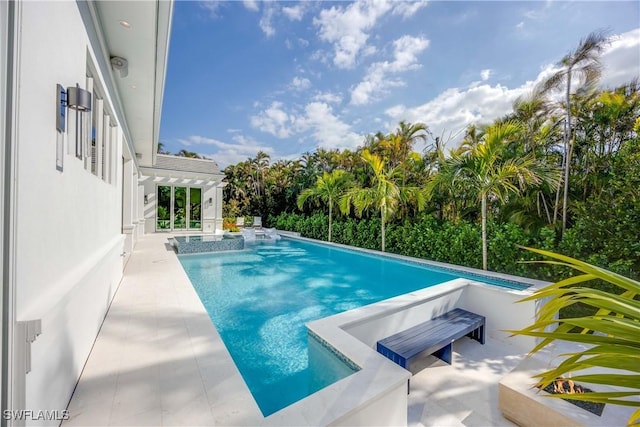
xmin=511 ymin=247 xmax=640 ymax=426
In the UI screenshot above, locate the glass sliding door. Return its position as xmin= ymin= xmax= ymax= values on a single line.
xmin=174 ymin=186 xmax=187 ymax=230
xmin=156 ymin=185 xmax=203 ymax=231
xmin=189 ymin=187 xmax=202 ymax=229
xmin=157 ymin=185 xmax=171 ymax=230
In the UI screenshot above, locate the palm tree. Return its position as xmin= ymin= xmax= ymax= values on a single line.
xmin=382 ymin=121 xmax=429 ymax=168
xmin=340 ymin=150 xmax=425 ymax=252
xmin=430 ymin=121 xmax=558 ymax=270
xmin=248 ymin=151 xmax=270 ymax=216
xmin=297 ymin=170 xmax=350 ymax=242
xmin=543 ymin=30 xmax=610 ymax=235
xmin=157 ymin=141 xmax=171 ymax=155
xmin=176 ymin=148 xmax=203 ymax=158
xmin=512 ymin=85 xmax=552 ymax=156
xmin=511 ymin=247 xmax=640 ymax=426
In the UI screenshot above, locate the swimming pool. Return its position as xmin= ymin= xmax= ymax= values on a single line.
xmin=178 ymin=237 xmax=528 ymax=416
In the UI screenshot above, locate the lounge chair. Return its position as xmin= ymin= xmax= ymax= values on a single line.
xmin=236 ymin=217 xmax=245 ymax=228
xmin=253 ymin=216 xmax=262 ymax=229
xmin=265 ymin=228 xmax=281 ymax=240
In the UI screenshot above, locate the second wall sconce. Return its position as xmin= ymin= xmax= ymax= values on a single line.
xmin=57 ymin=83 xmax=92 ymax=132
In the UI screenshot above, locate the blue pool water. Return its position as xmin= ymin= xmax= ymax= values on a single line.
xmin=178 ymin=238 xmax=527 ymax=416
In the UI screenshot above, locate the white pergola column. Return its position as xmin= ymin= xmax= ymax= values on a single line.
xmin=137 ymin=181 xmax=144 ymax=238
xmin=202 ymin=183 xmax=216 ymax=233
xmin=215 ymin=182 xmax=226 ymax=232
xmin=122 ymin=158 xmax=135 ymax=255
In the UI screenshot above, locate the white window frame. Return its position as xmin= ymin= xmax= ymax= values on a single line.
xmin=101 ymin=110 xmax=108 ymax=181
xmin=82 ymin=76 xmax=93 ymax=167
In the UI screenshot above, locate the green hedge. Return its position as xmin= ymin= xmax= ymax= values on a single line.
xmin=272 ymin=212 xmax=576 ymax=281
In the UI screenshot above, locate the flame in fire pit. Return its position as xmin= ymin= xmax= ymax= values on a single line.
xmin=552 ymin=379 xmax=585 ymax=394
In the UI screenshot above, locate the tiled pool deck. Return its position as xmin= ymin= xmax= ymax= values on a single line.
xmin=64 ymin=233 xmax=523 ymax=426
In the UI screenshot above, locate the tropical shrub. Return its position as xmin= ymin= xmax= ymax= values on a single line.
xmin=511 ymin=247 xmax=640 ymax=426
xmin=223 ymin=219 xmax=239 ymax=232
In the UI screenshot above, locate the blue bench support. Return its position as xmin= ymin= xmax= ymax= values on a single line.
xmin=376 ymin=308 xmax=485 ymax=372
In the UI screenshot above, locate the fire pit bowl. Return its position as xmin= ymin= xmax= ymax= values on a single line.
xmin=499 ymin=356 xmax=634 ymax=427
xmin=538 ymin=379 xmax=605 ymax=416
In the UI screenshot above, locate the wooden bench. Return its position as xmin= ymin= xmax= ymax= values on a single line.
xmin=376 ymin=308 xmax=485 ymax=371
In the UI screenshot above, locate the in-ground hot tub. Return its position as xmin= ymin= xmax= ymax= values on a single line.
xmin=173 ymin=234 xmax=244 ymax=254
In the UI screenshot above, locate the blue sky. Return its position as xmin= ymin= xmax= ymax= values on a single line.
xmin=159 ymin=1 xmax=640 ymax=168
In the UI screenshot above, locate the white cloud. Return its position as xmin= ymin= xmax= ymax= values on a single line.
xmin=287 ymin=38 xmax=311 ymax=50
xmin=199 ymin=0 xmax=224 ymax=18
xmin=385 ymin=82 xmax=533 ymax=150
xmin=480 ymin=69 xmax=492 ymax=81
xmin=259 ymin=4 xmax=276 ymax=37
xmin=313 ymin=91 xmax=343 ymax=104
xmin=297 ymin=102 xmax=363 ymax=149
xmin=242 ymin=0 xmax=259 ymax=12
xmin=313 ymin=0 xmax=394 ymax=69
xmin=178 ymin=134 xmax=273 ymax=168
xmin=350 ymin=35 xmax=430 ymax=105
xmin=599 ymin=28 xmax=640 ymax=89
xmin=391 ymin=0 xmax=429 ymax=19
xmin=387 ymin=35 xmax=430 ymax=72
xmin=351 ymin=71 xmax=405 ymax=106
xmin=310 ymin=49 xmax=331 ymax=65
xmin=251 ymin=101 xmax=363 ymax=150
xmin=383 ymin=28 xmax=640 ymax=151
xmin=250 ymin=101 xmax=293 ymax=138
xmin=290 ymin=76 xmax=312 ymax=91
xmin=282 ymin=3 xmax=306 ymax=21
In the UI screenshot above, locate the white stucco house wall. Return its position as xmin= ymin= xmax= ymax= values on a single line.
xmin=0 ymin=1 xmax=222 ymax=424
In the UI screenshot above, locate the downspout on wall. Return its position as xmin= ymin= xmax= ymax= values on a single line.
xmin=2 ymin=0 xmax=17 ymax=423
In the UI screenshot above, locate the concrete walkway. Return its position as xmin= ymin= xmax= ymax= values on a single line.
xmin=63 ymin=233 xmax=262 ymax=426
xmin=408 ymin=339 xmax=520 ymax=426
xmin=64 ymin=233 xmax=522 ymax=426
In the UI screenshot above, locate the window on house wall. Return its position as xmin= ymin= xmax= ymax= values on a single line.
xmin=86 ymin=61 xmax=117 ymax=184
xmin=109 ymin=124 xmax=117 ymax=184
xmin=102 ymin=111 xmax=108 ymax=181
xmin=90 ymin=93 xmax=103 ymax=176
xmin=82 ymin=77 xmax=93 ymax=163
